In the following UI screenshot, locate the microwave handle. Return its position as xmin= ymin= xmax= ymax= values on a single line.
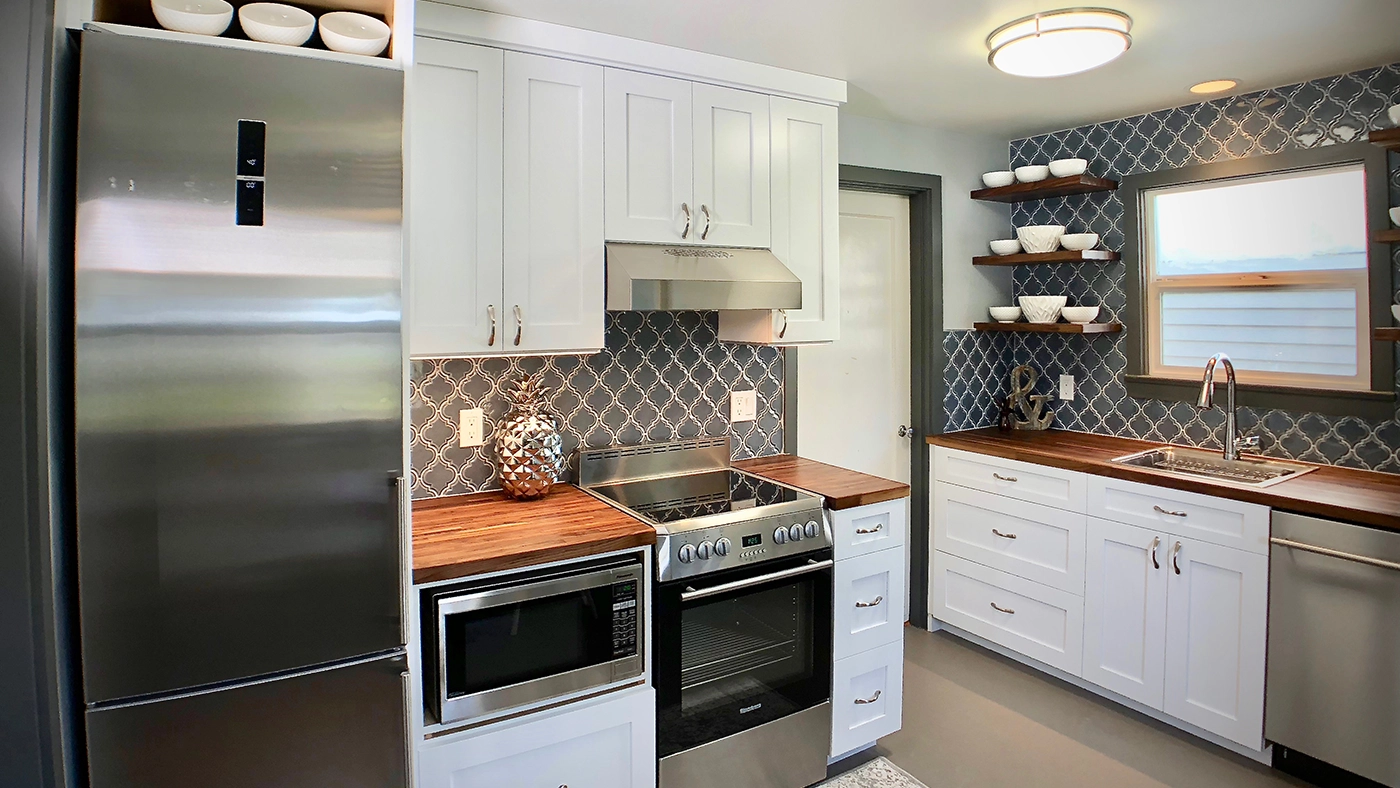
xmin=681 ymin=559 xmax=834 ymax=603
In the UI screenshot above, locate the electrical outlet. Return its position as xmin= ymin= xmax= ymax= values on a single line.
xmin=1059 ymin=374 xmax=1076 ymax=402
xmin=731 ymin=390 xmax=758 ymax=423
xmin=458 ymin=407 xmax=485 ymax=448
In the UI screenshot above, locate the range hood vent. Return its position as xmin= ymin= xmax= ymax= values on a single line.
xmin=605 ymin=243 xmax=802 ymax=312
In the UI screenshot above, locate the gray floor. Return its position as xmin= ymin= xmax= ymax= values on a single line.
xmin=837 ymin=627 xmax=1308 ymax=788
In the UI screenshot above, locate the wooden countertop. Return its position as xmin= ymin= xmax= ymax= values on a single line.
xmin=928 ymin=429 xmax=1400 ymax=531
xmin=412 ymin=485 xmax=656 ymax=584
xmin=734 ymin=455 xmax=911 ymax=510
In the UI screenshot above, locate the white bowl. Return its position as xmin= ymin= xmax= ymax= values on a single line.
xmin=1016 ymin=225 xmax=1065 ymax=253
xmin=989 ymin=306 xmax=1022 ymax=323
xmin=1060 ymin=232 xmax=1099 ymax=251
xmin=1060 ymin=306 xmax=1100 ymax=325
xmin=1389 ymin=104 xmax=1400 ymax=126
xmin=981 ymin=171 xmax=1015 ymax=188
xmin=989 ymin=239 xmax=1022 ymax=256
xmin=319 ymin=11 xmax=391 ymax=56
xmin=1019 ymin=295 xmax=1068 ymax=324
xmin=1393 ymin=304 xmax=1399 ymax=323
xmin=1390 ymin=206 xmax=1400 ymax=227
xmin=1014 ymin=165 xmax=1050 ymax=183
xmin=151 ymin=0 xmax=232 ymax=35
xmin=240 ymin=2 xmax=315 ymax=46
xmin=1048 ymin=158 xmax=1088 ymax=177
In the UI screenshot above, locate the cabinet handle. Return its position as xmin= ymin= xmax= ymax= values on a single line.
xmin=486 ymin=304 xmax=496 ymax=347
xmin=855 ymin=524 xmax=883 ymax=535
xmin=1172 ymin=541 xmax=1182 ymax=575
xmin=854 ymin=690 xmax=882 ymax=705
xmin=990 ymin=602 xmax=1015 ymax=614
xmin=680 ymin=203 xmax=691 ymax=239
xmin=512 ymin=304 xmax=522 ymax=347
xmin=992 ymin=473 xmax=1017 ymax=483
xmin=1150 ymin=536 xmax=1160 ymax=570
xmin=777 ymin=309 xmax=788 ymax=339
xmin=700 ymin=204 xmax=712 ymax=240
xmin=1154 ymin=505 xmax=1187 ymax=518
xmin=992 ymin=529 xmax=1017 ymax=540
xmin=854 ymin=595 xmax=884 ymax=608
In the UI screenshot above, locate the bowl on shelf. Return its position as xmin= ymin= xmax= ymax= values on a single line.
xmin=982 ymin=171 xmax=1016 ymax=188
xmin=1393 ymin=304 xmax=1399 ymax=322
xmin=1013 ymin=165 xmax=1050 ymax=183
xmin=150 ymin=0 xmax=233 ymax=35
xmin=1390 ymin=206 xmax=1400 ymax=227
xmin=319 ymin=11 xmax=391 ymax=56
xmin=989 ymin=239 xmax=1022 ymax=255
xmin=239 ymin=2 xmax=315 ymax=46
xmin=1015 ymin=224 xmax=1065 ymax=253
xmin=1389 ymin=104 xmax=1400 ymax=126
xmin=989 ymin=306 xmax=1022 ymax=323
xmin=1018 ymin=295 xmax=1068 ymax=324
xmin=1060 ymin=232 xmax=1099 ymax=251
xmin=1048 ymin=158 xmax=1088 ymax=177
xmin=1060 ymin=305 xmax=1100 ymax=324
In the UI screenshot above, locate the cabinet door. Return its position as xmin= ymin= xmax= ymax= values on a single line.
xmin=1082 ymin=518 xmax=1167 ymax=710
xmin=603 ymin=69 xmax=693 ymax=244
xmin=503 ymin=52 xmax=605 ymax=354
xmin=692 ymin=84 xmax=770 ymax=248
xmin=1163 ymin=537 xmax=1268 ymax=748
xmin=408 ymin=39 xmax=504 ymax=358
xmin=768 ymin=96 xmax=838 ymax=342
xmin=418 ymin=688 xmax=656 ymax=788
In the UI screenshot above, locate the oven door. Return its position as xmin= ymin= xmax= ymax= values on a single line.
xmin=655 ymin=550 xmax=833 ymax=758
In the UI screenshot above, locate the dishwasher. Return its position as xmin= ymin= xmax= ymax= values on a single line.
xmin=1267 ymin=512 xmax=1400 ymax=788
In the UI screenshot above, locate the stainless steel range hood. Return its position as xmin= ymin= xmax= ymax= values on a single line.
xmin=605 ymin=243 xmax=802 ymax=311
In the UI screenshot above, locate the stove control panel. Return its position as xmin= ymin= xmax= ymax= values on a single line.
xmin=657 ymin=509 xmax=829 ymax=582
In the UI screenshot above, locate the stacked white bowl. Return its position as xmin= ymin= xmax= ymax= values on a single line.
xmin=1019 ymin=295 xmax=1068 ymax=324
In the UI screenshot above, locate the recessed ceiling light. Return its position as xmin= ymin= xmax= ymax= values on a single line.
xmin=987 ymin=8 xmax=1133 ymax=78
xmin=1189 ymin=79 xmax=1240 ymax=94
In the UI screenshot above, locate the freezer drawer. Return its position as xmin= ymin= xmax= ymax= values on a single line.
xmin=86 ymin=653 xmax=409 ymax=788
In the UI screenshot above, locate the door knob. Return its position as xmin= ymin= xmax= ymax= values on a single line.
xmin=897 ymin=425 xmax=912 ymax=438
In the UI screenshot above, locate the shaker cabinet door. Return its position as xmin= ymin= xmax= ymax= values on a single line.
xmin=1082 ymin=518 xmax=1168 ymax=710
xmin=692 ymin=83 xmax=770 ymax=248
xmin=603 ymin=69 xmax=694 ymax=244
xmin=767 ymin=96 xmax=838 ymax=342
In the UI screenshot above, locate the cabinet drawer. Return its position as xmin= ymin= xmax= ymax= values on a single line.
xmin=932 ymin=552 xmax=1084 ymax=676
xmin=831 ymin=639 xmax=903 ymax=758
xmin=831 ymin=498 xmax=906 ymax=560
xmin=933 ymin=481 xmax=1086 ymax=594
xmin=933 ymin=447 xmax=1086 ymax=512
xmin=834 ymin=547 xmax=906 ymax=660
xmin=1087 ymin=476 xmax=1269 ymax=554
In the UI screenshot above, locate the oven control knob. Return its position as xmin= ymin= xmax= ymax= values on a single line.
xmin=805 ymin=520 xmax=820 ymax=539
xmin=678 ymin=544 xmax=695 ymax=564
xmin=788 ymin=523 xmax=804 ymax=542
xmin=773 ymin=527 xmax=788 ymax=545
xmin=715 ymin=538 xmax=731 ymax=557
xmin=696 ymin=541 xmax=713 ymax=560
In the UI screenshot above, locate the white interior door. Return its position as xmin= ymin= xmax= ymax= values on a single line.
xmin=797 ymin=190 xmax=910 ymax=483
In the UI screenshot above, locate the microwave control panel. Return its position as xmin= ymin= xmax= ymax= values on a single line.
xmin=611 ymin=579 xmax=640 ymax=658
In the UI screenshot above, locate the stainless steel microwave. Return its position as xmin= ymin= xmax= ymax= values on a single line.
xmin=422 ymin=555 xmax=646 ymax=726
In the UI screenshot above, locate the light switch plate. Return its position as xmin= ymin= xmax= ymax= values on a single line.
xmin=1059 ymin=374 xmax=1076 ymax=402
xmin=459 ymin=407 xmax=485 ymax=448
xmin=731 ymin=390 xmax=758 ymax=422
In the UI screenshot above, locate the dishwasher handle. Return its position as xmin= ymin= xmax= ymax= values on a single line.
xmin=1271 ymin=537 xmax=1400 ymax=573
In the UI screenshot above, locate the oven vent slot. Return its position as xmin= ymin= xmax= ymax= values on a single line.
xmin=578 ymin=437 xmax=731 ymax=487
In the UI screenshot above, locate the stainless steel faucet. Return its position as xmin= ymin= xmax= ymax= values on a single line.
xmin=1196 ymin=353 xmax=1259 ymax=461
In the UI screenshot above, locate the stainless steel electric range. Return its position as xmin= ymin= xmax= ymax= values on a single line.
xmin=580 ymin=438 xmax=834 ymax=788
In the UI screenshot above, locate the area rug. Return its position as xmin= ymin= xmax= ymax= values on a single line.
xmin=817 ymin=756 xmax=929 ymax=788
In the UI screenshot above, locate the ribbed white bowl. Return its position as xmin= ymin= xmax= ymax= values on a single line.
xmin=989 ymin=239 xmax=1022 ymax=255
xmin=1016 ymin=225 xmax=1065 ymax=253
xmin=151 ymin=0 xmax=232 ymax=35
xmin=1019 ymin=295 xmax=1067 ymax=324
xmin=240 ymin=2 xmax=314 ymax=45
xmin=319 ymin=11 xmax=391 ymax=56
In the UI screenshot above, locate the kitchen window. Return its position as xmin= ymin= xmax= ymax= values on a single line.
xmin=1122 ymin=142 xmax=1395 ymax=417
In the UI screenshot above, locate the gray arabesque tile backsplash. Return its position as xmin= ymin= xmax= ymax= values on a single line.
xmin=411 ymin=311 xmax=785 ymax=499
xmin=946 ymin=62 xmax=1400 ymax=473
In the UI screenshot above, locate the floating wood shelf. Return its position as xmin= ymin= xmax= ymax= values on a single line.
xmin=973 ymin=249 xmax=1121 ymax=266
xmin=1375 ymin=327 xmax=1400 ymax=342
xmin=1368 ymin=128 xmax=1400 ymax=152
xmin=1375 ymin=229 xmax=1400 ymax=243
xmin=974 ymin=322 xmax=1123 ymax=335
xmin=971 ymin=174 xmax=1119 ymax=203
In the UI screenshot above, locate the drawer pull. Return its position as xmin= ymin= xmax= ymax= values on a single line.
xmin=990 ymin=602 xmax=1015 ymax=615
xmin=1153 ymin=505 xmax=1188 ymax=518
xmin=992 ymin=473 xmax=1018 ymax=483
xmin=855 ymin=524 xmax=884 ymax=535
xmin=1150 ymin=536 xmax=1160 ymax=570
xmin=992 ymin=529 xmax=1018 ymax=540
xmin=1172 ymin=541 xmax=1182 ymax=575
xmin=854 ymin=690 xmax=882 ymax=705
xmin=855 ymin=596 xmax=884 ymax=609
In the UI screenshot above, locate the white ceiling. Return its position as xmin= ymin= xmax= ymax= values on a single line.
xmin=456 ymin=0 xmax=1400 ymax=138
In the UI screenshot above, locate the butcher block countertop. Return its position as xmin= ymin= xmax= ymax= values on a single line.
xmin=734 ymin=455 xmax=911 ymax=510
xmin=412 ymin=485 xmax=655 ymax=584
xmin=928 ymin=428 xmax=1400 ymax=531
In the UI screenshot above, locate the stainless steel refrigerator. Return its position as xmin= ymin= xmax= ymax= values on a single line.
xmin=73 ymin=26 xmax=408 ymax=788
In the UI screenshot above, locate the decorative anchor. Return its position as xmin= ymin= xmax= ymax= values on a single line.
xmin=1008 ymin=364 xmax=1055 ymax=431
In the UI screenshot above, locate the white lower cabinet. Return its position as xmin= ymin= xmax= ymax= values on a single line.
xmin=417 ymin=688 xmax=655 ymax=788
xmin=831 ymin=638 xmax=904 ymax=759
xmin=1083 ymin=518 xmax=1168 ymax=709
xmin=834 ymin=547 xmax=905 ymax=660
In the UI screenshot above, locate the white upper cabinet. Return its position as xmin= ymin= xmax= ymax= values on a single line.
xmin=407 ymin=39 xmax=504 ymax=358
xmin=503 ymin=52 xmax=606 ymax=354
xmin=766 ymin=96 xmax=838 ymax=342
xmin=603 ymin=70 xmax=694 ymax=244
xmin=692 ymin=84 xmax=771 ymax=248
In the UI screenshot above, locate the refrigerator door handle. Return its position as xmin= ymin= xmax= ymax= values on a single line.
xmin=395 ymin=475 xmax=409 ymax=645
xmin=400 ymin=670 xmax=415 ymax=786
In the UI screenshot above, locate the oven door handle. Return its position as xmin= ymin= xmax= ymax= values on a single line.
xmin=681 ymin=559 xmax=834 ymax=602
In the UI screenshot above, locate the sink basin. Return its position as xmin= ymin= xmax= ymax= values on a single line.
xmin=1109 ymin=446 xmax=1317 ymax=488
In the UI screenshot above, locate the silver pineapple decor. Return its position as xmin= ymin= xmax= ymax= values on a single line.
xmin=493 ymin=374 xmax=565 ymax=500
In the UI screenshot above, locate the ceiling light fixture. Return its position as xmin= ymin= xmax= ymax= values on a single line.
xmin=1189 ymin=78 xmax=1239 ymax=94
xmin=987 ymin=7 xmax=1133 ymax=78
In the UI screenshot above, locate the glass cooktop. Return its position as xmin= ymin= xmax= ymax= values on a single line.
xmin=589 ymin=469 xmax=819 ymax=525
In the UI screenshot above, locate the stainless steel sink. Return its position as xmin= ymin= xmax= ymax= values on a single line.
xmin=1109 ymin=446 xmax=1317 ymax=488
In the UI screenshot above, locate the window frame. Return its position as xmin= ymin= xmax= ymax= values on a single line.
xmin=1123 ymin=141 xmax=1395 ymax=419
